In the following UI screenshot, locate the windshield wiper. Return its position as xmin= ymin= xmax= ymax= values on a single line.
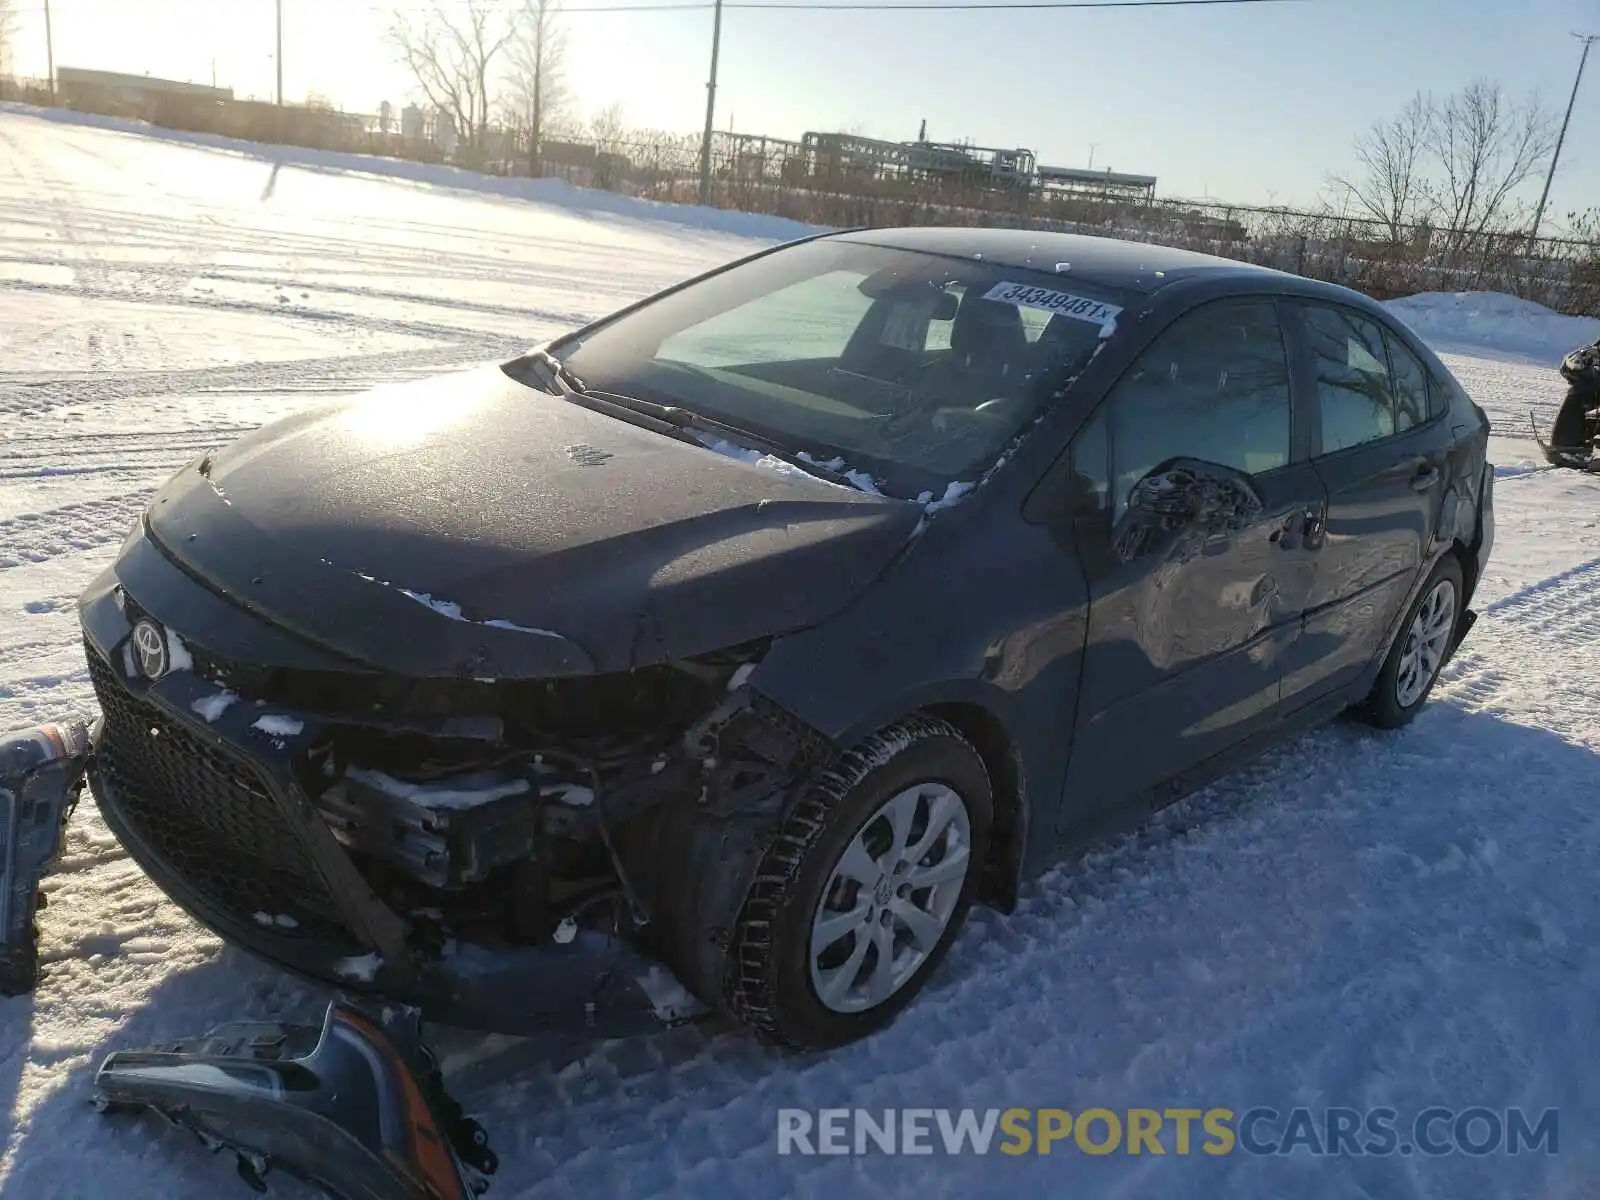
xmin=508 ymin=352 xmax=862 ymax=491
xmin=509 ymin=348 xmax=588 ymax=395
xmin=582 ymin=387 xmax=699 ymax=429
xmin=589 ymin=394 xmax=864 ymax=488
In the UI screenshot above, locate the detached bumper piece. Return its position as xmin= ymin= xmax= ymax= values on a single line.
xmin=0 ymin=718 xmax=92 ymax=996
xmin=93 ymin=1000 xmax=497 ymax=1200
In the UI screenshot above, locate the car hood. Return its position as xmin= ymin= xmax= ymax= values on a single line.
xmin=143 ymin=364 xmax=922 ymax=678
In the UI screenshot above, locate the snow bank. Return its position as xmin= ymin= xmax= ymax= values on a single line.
xmin=0 ymin=102 xmax=826 ymax=245
xmin=1385 ymin=291 xmax=1600 ymax=365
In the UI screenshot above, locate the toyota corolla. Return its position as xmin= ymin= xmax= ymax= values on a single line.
xmin=76 ymin=227 xmax=1492 ymax=1050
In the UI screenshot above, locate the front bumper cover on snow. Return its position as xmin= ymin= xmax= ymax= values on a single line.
xmin=94 ymin=999 xmax=497 ymax=1199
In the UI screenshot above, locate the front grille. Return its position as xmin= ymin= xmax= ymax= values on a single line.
xmin=85 ymin=643 xmax=353 ymax=944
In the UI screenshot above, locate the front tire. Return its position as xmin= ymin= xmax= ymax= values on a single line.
xmin=1358 ymin=555 xmax=1464 ymax=729
xmin=724 ymin=716 xmax=992 ymax=1050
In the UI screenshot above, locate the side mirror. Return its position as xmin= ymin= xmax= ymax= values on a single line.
xmin=1110 ymin=459 xmax=1264 ymax=564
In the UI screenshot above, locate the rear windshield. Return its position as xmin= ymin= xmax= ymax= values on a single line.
xmin=555 ymin=237 xmax=1134 ymax=498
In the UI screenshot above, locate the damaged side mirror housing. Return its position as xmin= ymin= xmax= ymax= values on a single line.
xmin=1110 ymin=458 xmax=1265 ymax=564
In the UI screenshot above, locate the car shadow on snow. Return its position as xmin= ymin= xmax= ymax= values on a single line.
xmin=3 ymin=702 xmax=1597 ymax=1199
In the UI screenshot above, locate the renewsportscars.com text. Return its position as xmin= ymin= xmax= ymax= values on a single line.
xmin=776 ymin=1107 xmax=1559 ymax=1158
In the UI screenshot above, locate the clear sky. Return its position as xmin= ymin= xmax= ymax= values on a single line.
xmin=6 ymin=0 xmax=1598 ymax=224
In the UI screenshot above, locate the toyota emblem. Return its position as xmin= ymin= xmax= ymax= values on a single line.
xmin=131 ymin=620 xmax=169 ymax=680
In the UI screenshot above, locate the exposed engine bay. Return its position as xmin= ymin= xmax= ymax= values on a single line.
xmin=292 ymin=642 xmax=822 ymax=979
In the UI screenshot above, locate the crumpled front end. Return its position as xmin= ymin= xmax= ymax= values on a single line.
xmin=78 ymin=522 xmax=831 ymax=1037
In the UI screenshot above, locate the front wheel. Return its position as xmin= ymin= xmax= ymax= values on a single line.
xmin=1358 ymin=556 xmax=1464 ymax=729
xmin=723 ymin=716 xmax=993 ymax=1050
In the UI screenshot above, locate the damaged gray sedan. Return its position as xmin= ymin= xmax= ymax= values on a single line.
xmin=53 ymin=226 xmax=1493 ymax=1057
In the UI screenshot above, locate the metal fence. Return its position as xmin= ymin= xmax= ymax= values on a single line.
xmin=5 ymin=74 xmax=1597 ymax=317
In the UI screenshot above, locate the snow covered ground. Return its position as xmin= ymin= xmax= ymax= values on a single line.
xmin=1 ymin=108 xmax=1598 ymax=1199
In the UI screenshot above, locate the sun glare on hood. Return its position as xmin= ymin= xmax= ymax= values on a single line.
xmin=332 ymin=373 xmax=500 ymax=451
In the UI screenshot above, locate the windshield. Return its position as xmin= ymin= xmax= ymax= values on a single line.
xmin=553 ymin=237 xmax=1134 ymax=499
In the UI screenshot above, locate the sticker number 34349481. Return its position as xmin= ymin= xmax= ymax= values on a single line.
xmin=983 ymin=282 xmax=1122 ymax=327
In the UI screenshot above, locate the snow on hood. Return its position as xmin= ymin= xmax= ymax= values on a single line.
xmin=348 ymin=571 xmax=565 ymax=638
xmin=697 ymin=437 xmax=997 ymax=523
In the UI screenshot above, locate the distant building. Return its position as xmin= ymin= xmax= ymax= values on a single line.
xmin=1035 ymin=165 xmax=1158 ymax=204
xmin=401 ymin=103 xmax=426 ymax=142
xmin=56 ymin=66 xmax=233 ymax=111
xmin=433 ymin=106 xmax=458 ymax=155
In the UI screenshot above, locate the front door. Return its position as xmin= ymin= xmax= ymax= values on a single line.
xmin=1057 ymin=296 xmax=1326 ymax=830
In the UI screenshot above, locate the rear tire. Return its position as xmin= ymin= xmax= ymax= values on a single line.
xmin=1358 ymin=555 xmax=1464 ymax=729
xmin=723 ymin=716 xmax=992 ymax=1050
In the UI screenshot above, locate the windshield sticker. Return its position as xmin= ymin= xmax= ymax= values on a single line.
xmin=983 ymin=282 xmax=1122 ymax=327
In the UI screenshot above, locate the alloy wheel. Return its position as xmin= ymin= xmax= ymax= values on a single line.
xmin=807 ymin=782 xmax=972 ymax=1014
xmin=1395 ymin=577 xmax=1457 ymax=708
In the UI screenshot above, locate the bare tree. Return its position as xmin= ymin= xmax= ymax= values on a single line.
xmin=1329 ymin=93 xmax=1435 ymax=247
xmin=588 ymin=102 xmax=627 ymax=155
xmin=389 ymin=0 xmax=520 ymax=154
xmin=1426 ymin=79 xmax=1556 ymax=258
xmin=505 ymin=0 xmax=567 ymax=172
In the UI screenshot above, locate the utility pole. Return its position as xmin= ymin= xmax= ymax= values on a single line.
xmin=530 ymin=26 xmax=543 ymax=176
xmin=1528 ymin=32 xmax=1597 ymax=251
xmin=43 ymin=0 xmax=55 ymax=102
xmin=697 ymin=0 xmax=723 ymax=207
xmin=275 ymin=0 xmax=284 ymax=106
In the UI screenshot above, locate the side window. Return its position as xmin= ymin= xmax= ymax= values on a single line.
xmin=1384 ymin=329 xmax=1429 ymax=432
xmin=1068 ymin=405 xmax=1110 ymax=513
xmin=1302 ymin=304 xmax=1397 ymax=453
xmin=1101 ymin=298 xmax=1293 ymax=517
xmin=1426 ymin=374 xmax=1448 ymax=420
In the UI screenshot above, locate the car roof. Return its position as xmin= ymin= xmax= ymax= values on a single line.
xmin=830 ymin=225 xmax=1303 ymax=297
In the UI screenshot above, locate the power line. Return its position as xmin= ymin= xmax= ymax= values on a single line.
xmin=371 ymin=0 xmax=1304 ymax=11
xmin=5 ymin=0 xmax=1306 ymax=14
xmin=685 ymin=0 xmax=1302 ymax=9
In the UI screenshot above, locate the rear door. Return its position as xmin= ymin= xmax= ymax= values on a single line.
xmin=1057 ymin=295 xmax=1326 ymax=827
xmin=1278 ymin=300 xmax=1453 ymax=703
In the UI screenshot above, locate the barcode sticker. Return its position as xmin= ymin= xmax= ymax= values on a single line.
xmin=983 ymin=282 xmax=1122 ymax=327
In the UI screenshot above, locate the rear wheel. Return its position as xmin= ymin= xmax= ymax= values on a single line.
xmin=1358 ymin=556 xmax=1463 ymax=729
xmin=723 ymin=716 xmax=992 ymax=1050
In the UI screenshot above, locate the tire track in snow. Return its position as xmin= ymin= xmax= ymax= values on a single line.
xmin=0 ymin=339 xmax=518 ymax=420
xmin=0 ymin=428 xmax=243 ymax=470
xmin=0 ymin=638 xmax=63 ymax=672
xmin=1481 ymin=553 xmax=1600 ymax=622
xmin=0 ymin=492 xmax=149 ymax=570
xmin=1438 ymin=556 xmax=1600 ymax=722
xmin=0 ymin=278 xmax=511 ymax=358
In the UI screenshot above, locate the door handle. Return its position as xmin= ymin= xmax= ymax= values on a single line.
xmin=1272 ymin=508 xmax=1324 ymax=550
xmin=1410 ymin=466 xmax=1441 ymax=491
